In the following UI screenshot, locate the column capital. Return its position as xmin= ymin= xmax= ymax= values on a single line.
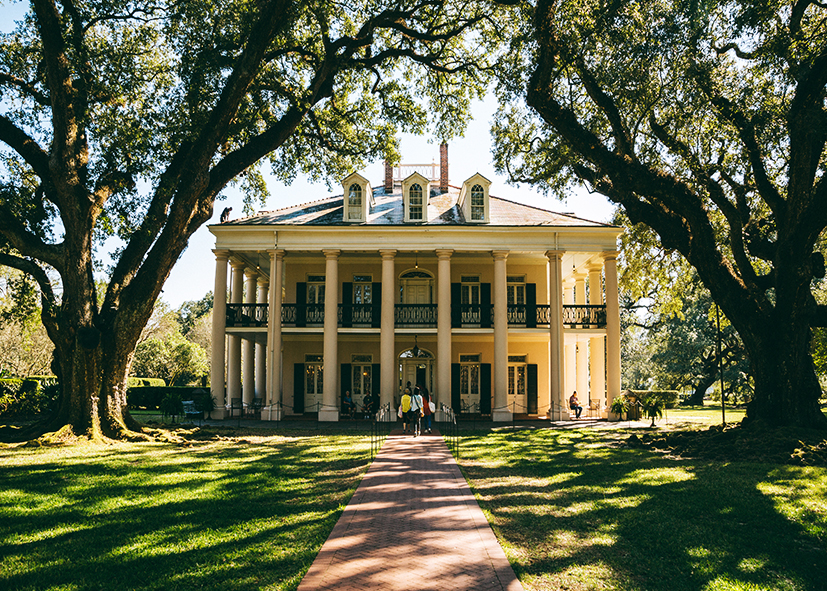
xmin=257 ymin=276 xmax=270 ymax=288
xmin=230 ymin=259 xmax=247 ymax=270
xmin=323 ymin=249 xmax=341 ymax=259
xmin=602 ymin=250 xmax=619 ymax=261
xmin=435 ymin=249 xmax=453 ymax=260
xmin=546 ymin=250 xmax=565 ymax=261
xmin=212 ymin=249 xmax=231 ymax=261
xmin=587 ymin=262 xmax=604 ymax=273
xmin=379 ymin=249 xmax=397 ymax=259
xmin=244 ymin=268 xmax=259 ymax=279
xmin=492 ymin=250 xmax=509 ymax=261
xmin=267 ymin=248 xmax=286 ymax=260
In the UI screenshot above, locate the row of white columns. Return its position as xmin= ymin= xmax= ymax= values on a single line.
xmin=211 ymin=248 xmax=621 ymax=421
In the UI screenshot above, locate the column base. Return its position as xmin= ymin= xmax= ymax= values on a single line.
xmin=318 ymin=408 xmax=340 ymax=422
xmin=210 ymin=408 xmax=227 ymax=420
xmin=262 ymin=406 xmax=283 ymax=421
xmin=492 ymin=409 xmax=513 ymax=422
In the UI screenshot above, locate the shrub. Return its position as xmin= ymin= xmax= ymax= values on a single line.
xmin=127 ymin=377 xmax=166 ymax=388
xmin=126 ymin=386 xmax=207 ymax=410
xmin=0 ymin=378 xmax=55 ymax=417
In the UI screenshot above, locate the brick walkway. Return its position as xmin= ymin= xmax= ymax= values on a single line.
xmin=297 ymin=431 xmax=524 ymax=591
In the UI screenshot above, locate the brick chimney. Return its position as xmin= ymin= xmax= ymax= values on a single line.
xmin=384 ymin=159 xmax=394 ymax=193
xmin=439 ymin=142 xmax=449 ymax=193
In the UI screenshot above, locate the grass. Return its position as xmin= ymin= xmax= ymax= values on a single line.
xmin=458 ymin=427 xmax=827 ymax=591
xmin=0 ymin=428 xmax=371 ymax=591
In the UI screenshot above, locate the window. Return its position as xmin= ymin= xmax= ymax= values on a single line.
xmin=348 ymin=183 xmax=362 ymax=220
xmin=307 ymin=275 xmax=325 ymax=324
xmin=409 ymin=183 xmax=423 ymax=220
xmin=460 ymin=354 xmax=481 ymax=411
xmin=470 ymin=184 xmax=485 ymax=220
xmin=305 ymin=355 xmax=324 ymax=412
xmin=507 ymin=275 xmax=526 ymax=323
xmin=507 ymin=355 xmax=527 ymax=413
xmin=461 ymin=275 xmax=480 ymax=324
xmin=351 ymin=355 xmax=373 ymax=402
xmin=352 ymin=275 xmax=372 ymax=324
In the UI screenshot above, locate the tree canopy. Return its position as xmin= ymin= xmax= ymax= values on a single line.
xmin=493 ymin=0 xmax=827 ymax=428
xmin=0 ymin=0 xmax=504 ymax=440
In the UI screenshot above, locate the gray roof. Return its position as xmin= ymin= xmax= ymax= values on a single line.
xmin=225 ymin=185 xmax=611 ymax=227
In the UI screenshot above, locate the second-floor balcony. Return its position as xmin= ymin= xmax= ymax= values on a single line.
xmin=225 ymin=303 xmax=607 ymax=329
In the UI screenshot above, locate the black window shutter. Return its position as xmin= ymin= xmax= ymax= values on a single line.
xmin=480 ymin=363 xmax=492 ymax=414
xmin=296 ymin=283 xmax=307 ymax=327
xmin=293 ymin=363 xmax=305 ymax=413
xmin=341 ymin=364 xmax=352 ymax=407
xmin=342 ymin=282 xmax=353 ymax=327
xmin=527 ymin=364 xmax=538 ymax=414
xmin=372 ymin=282 xmax=382 ymax=328
xmin=372 ymin=364 xmax=381 ymax=395
xmin=481 ymin=283 xmax=492 ymax=328
xmin=451 ymin=363 xmax=461 ymax=413
xmin=526 ymin=283 xmax=537 ymax=328
xmin=451 ymin=283 xmax=461 ymax=327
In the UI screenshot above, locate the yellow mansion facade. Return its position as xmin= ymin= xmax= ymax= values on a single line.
xmin=208 ymin=145 xmax=622 ymax=421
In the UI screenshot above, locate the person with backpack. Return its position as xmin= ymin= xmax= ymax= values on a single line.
xmin=400 ymin=382 xmax=413 ymax=433
xmin=421 ymin=385 xmax=433 ymax=434
xmin=411 ymin=384 xmax=424 ymax=437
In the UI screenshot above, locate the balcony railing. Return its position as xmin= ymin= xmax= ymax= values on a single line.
xmin=395 ymin=304 xmax=437 ymax=327
xmin=228 ymin=302 xmax=607 ymax=329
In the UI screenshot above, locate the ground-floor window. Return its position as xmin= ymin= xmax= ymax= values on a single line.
xmin=460 ymin=354 xmax=481 ymax=411
xmin=507 ymin=355 xmax=527 ymax=413
xmin=305 ymin=354 xmax=323 ymax=412
xmin=351 ymin=354 xmax=372 ymax=399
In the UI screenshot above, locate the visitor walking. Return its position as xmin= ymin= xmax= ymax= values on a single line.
xmin=421 ymin=386 xmax=433 ymax=434
xmin=411 ymin=385 xmax=423 ymax=437
xmin=400 ymin=383 xmax=413 ymax=433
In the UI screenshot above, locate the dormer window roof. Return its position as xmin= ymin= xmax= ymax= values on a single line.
xmin=458 ymin=173 xmax=491 ymax=223
xmin=341 ymin=172 xmax=371 ymax=223
xmin=402 ymin=172 xmax=431 ymax=223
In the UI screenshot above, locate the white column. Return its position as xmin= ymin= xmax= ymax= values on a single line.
xmin=588 ymin=262 xmax=606 ymax=415
xmin=320 ymin=249 xmax=340 ymax=421
xmin=436 ymin=249 xmax=453 ymax=410
xmin=242 ymin=269 xmax=258 ymax=406
xmin=547 ymin=251 xmax=565 ymax=420
xmin=563 ymin=280 xmax=576 ymax=416
xmin=492 ymin=250 xmax=511 ymax=422
xmin=255 ymin=277 xmax=268 ymax=401
xmin=210 ymin=250 xmax=229 ymax=419
xmin=266 ymin=249 xmax=284 ymax=420
xmin=380 ymin=250 xmax=396 ymax=418
xmin=227 ymin=261 xmax=245 ymax=411
xmin=575 ymin=275 xmax=589 ymax=405
xmin=604 ymin=252 xmax=622 ymax=408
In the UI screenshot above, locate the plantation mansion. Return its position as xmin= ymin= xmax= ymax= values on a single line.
xmin=208 ymin=145 xmax=622 ymax=421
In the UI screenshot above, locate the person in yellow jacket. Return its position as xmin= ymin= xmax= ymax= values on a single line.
xmin=400 ymin=382 xmax=413 ymax=433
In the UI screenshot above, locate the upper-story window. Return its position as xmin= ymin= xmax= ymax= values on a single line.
xmin=402 ymin=171 xmax=430 ymax=223
xmin=470 ymin=184 xmax=485 ymax=221
xmin=409 ymin=183 xmax=423 ymax=220
xmin=341 ymin=172 xmax=371 ymax=223
xmin=348 ymin=183 xmax=362 ymax=220
xmin=459 ymin=173 xmax=491 ymax=223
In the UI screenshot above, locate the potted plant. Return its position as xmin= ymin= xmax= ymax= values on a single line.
xmin=641 ymin=395 xmax=665 ymax=427
xmin=193 ymin=390 xmax=216 ymax=420
xmin=609 ymin=394 xmax=629 ymax=421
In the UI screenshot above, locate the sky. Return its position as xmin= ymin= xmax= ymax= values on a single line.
xmin=1 ymin=1 xmax=616 ymax=309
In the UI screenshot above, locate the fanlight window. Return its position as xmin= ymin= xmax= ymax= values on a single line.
xmin=348 ymin=183 xmax=362 ymax=220
xmin=470 ymin=184 xmax=485 ymax=220
xmin=409 ymin=183 xmax=423 ymax=220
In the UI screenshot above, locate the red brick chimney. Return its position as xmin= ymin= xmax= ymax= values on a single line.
xmin=439 ymin=142 xmax=448 ymax=193
xmin=384 ymin=160 xmax=394 ymax=193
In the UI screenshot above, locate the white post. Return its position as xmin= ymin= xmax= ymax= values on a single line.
xmin=575 ymin=275 xmax=589 ymax=406
xmin=242 ymin=269 xmax=258 ymax=406
xmin=266 ymin=249 xmax=284 ymax=420
xmin=604 ymin=252 xmax=622 ymax=408
xmin=210 ymin=250 xmax=229 ymax=419
xmin=380 ymin=249 xmax=396 ymax=418
xmin=436 ymin=249 xmax=453 ymax=410
xmin=492 ymin=250 xmax=511 ymax=422
xmin=588 ymin=262 xmax=606 ymax=416
xmin=563 ymin=280 xmax=576 ymax=417
xmin=547 ymin=251 xmax=565 ymax=420
xmin=255 ymin=277 xmax=268 ymax=402
xmin=320 ymin=249 xmax=340 ymax=421
xmin=227 ymin=261 xmax=245 ymax=414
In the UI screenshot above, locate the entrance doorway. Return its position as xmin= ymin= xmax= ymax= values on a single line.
xmin=399 ymin=347 xmax=433 ymax=401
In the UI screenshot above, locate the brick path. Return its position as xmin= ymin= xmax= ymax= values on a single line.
xmin=297 ymin=431 xmax=524 ymax=591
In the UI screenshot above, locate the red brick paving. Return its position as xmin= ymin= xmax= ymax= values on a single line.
xmin=297 ymin=431 xmax=524 ymax=591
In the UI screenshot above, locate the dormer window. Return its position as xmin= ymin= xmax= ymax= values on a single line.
xmin=341 ymin=172 xmax=370 ymax=223
xmin=409 ymin=183 xmax=423 ymax=220
xmin=470 ymin=184 xmax=485 ymax=221
xmin=458 ymin=173 xmax=491 ymax=223
xmin=402 ymin=172 xmax=430 ymax=223
xmin=347 ymin=183 xmax=362 ymax=220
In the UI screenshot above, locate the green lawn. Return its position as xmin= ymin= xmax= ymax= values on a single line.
xmin=459 ymin=428 xmax=827 ymax=591
xmin=0 ymin=429 xmax=370 ymax=591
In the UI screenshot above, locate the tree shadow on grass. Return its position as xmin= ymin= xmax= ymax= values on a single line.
xmin=0 ymin=435 xmax=371 ymax=590
xmin=460 ymin=429 xmax=827 ymax=591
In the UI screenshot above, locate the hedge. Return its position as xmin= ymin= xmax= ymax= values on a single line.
xmin=0 ymin=378 xmax=57 ymax=417
xmin=127 ymin=386 xmax=209 ymax=410
xmin=127 ymin=377 xmax=166 ymax=388
xmin=625 ymin=390 xmax=680 ymax=409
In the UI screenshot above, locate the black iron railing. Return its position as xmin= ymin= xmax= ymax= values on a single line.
xmin=563 ymin=304 xmax=607 ymax=327
xmin=395 ymin=304 xmax=438 ymax=327
xmin=226 ymin=304 xmax=269 ymax=327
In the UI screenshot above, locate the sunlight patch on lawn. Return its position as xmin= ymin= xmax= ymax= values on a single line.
xmin=615 ymin=466 xmax=695 ymax=487
xmin=757 ymin=467 xmax=827 ymax=541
